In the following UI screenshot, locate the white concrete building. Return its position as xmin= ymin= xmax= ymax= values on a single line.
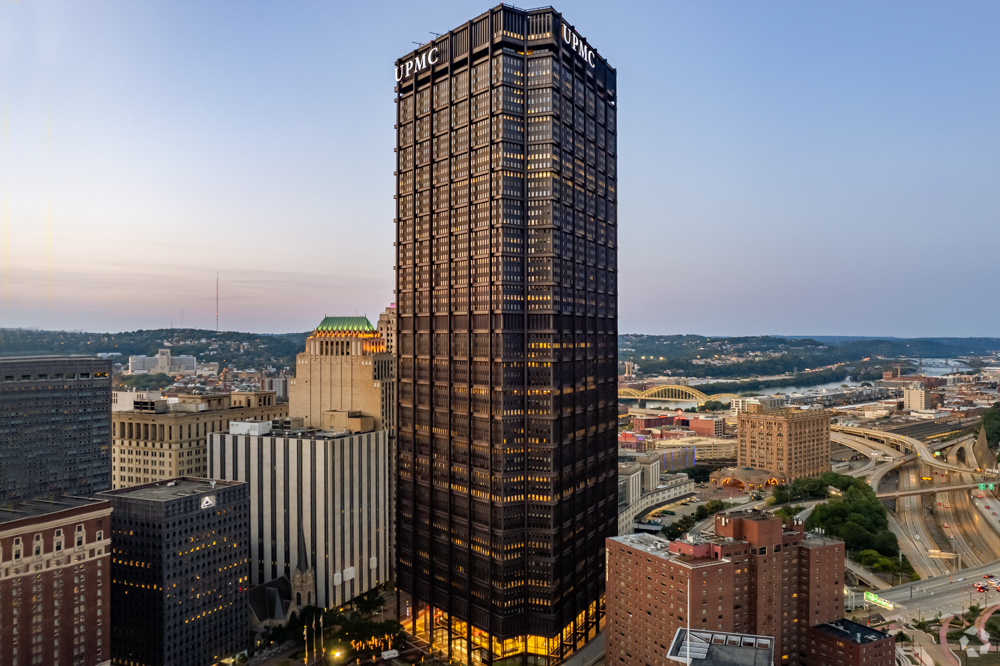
xmin=111 ymin=389 xmax=163 ymax=412
xmin=731 ymin=396 xmax=785 ymax=416
xmin=208 ymin=421 xmax=391 ymax=608
xmin=128 ymin=348 xmax=197 ymax=376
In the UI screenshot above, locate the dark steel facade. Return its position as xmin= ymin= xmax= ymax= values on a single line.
xmin=394 ymin=6 xmax=617 ymax=664
xmin=0 ymin=356 xmax=112 ymax=504
xmin=101 ymin=478 xmax=249 ymax=666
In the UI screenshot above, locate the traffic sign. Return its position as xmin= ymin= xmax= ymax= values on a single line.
xmin=864 ymin=591 xmax=894 ymax=611
xmin=980 ymin=484 xmax=986 ymax=490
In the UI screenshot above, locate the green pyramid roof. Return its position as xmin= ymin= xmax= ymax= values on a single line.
xmin=315 ymin=315 xmax=374 ymax=333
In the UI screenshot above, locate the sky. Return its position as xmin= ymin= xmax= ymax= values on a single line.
xmin=1 ymin=1 xmax=998 ymax=337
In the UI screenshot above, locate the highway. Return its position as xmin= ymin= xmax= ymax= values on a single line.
xmin=831 ymin=425 xmax=983 ymax=475
xmin=880 ymin=558 xmax=1000 ymax=622
xmin=946 ymin=439 xmax=1000 ymax=566
xmin=895 ymin=462 xmax=951 ymax=578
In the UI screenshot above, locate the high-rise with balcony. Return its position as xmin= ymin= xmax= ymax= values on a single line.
xmin=394 ymin=5 xmax=618 ymax=664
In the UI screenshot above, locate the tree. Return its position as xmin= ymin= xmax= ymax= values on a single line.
xmin=982 ymin=403 xmax=1000 ymax=448
xmin=354 ymin=589 xmax=386 ymax=616
xmin=837 ymin=521 xmax=874 ymax=551
xmin=872 ymin=530 xmax=899 ymax=557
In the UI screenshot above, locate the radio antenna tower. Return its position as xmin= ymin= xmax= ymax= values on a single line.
xmin=215 ymin=271 xmax=219 ymax=332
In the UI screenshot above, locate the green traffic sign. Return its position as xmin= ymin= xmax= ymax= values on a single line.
xmin=980 ymin=484 xmax=986 ymax=490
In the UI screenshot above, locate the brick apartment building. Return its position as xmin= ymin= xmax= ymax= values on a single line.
xmin=606 ymin=510 xmax=890 ymax=666
xmin=805 ymin=618 xmax=895 ymax=666
xmin=738 ymin=405 xmax=831 ymax=482
xmin=0 ymin=497 xmax=112 ymax=666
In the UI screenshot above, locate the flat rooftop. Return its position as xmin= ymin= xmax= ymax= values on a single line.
xmin=667 ymin=629 xmax=774 ymax=666
xmin=0 ymin=497 xmax=109 ymax=525
xmin=811 ymin=619 xmax=889 ymax=644
xmin=608 ymin=534 xmax=725 ymax=568
xmin=0 ymin=355 xmax=108 ymax=364
xmin=800 ymin=532 xmax=842 ymax=548
xmin=99 ymin=477 xmax=242 ymax=502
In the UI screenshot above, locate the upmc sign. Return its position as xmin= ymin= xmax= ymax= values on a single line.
xmin=396 ymin=47 xmax=439 ymax=82
xmin=561 ymin=25 xmax=595 ymax=68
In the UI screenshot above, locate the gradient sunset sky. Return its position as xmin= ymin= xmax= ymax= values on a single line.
xmin=2 ymin=1 xmax=998 ymax=336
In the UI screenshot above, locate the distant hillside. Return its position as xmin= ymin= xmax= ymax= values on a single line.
xmin=790 ymin=336 xmax=1000 ymax=357
xmin=0 ymin=328 xmax=310 ymax=371
xmin=618 ymin=334 xmax=1000 ymax=380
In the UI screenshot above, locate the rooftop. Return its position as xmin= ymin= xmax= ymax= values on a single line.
xmin=667 ymin=628 xmax=774 ymax=666
xmin=0 ymin=355 xmax=105 ymax=363
xmin=314 ymin=316 xmax=374 ymax=334
xmin=811 ymin=619 xmax=890 ymax=644
xmin=609 ymin=534 xmax=725 ymax=568
xmin=0 ymin=497 xmax=109 ymax=525
xmin=98 ymin=477 xmax=242 ymax=502
xmin=799 ymin=532 xmax=843 ymax=548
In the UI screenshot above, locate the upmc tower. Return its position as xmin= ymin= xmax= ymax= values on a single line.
xmin=393 ymin=5 xmax=617 ymax=665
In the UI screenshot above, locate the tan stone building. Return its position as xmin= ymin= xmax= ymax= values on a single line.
xmin=904 ymin=386 xmax=931 ymax=411
xmin=111 ymin=391 xmax=285 ymax=489
xmin=288 ymin=315 xmax=388 ymax=430
xmin=737 ymin=405 xmax=831 ymax=482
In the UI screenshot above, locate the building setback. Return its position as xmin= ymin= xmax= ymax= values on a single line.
xmin=0 ymin=356 xmax=112 ymax=504
xmin=111 ymin=390 xmax=285 ymax=489
xmin=0 ymin=498 xmax=112 ymax=666
xmin=737 ymin=406 xmax=831 ymax=482
xmin=606 ymin=510 xmax=854 ymax=666
xmin=100 ymin=478 xmax=249 ymax=666
xmin=394 ymin=5 xmax=618 ymax=663
xmin=208 ymin=422 xmax=391 ymax=608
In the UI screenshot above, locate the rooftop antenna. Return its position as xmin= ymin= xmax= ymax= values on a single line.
xmin=429 ymin=31 xmax=441 ymax=37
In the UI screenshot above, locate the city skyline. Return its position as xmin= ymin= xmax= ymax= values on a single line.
xmin=2 ymin=0 xmax=998 ymax=337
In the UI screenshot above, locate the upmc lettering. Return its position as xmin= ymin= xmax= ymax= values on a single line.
xmin=562 ymin=25 xmax=595 ymax=67
xmin=395 ymin=47 xmax=439 ymax=82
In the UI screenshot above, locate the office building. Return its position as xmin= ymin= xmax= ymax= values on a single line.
xmin=673 ymin=414 xmax=726 ymax=438
xmin=616 ymin=473 xmax=694 ymax=535
xmin=394 ymin=6 xmax=618 ymax=662
xmin=731 ymin=396 xmax=785 ymax=415
xmin=377 ymin=304 xmax=398 ymax=355
xmin=111 ymin=390 xmax=285 ymax=489
xmin=0 ymin=356 xmax=112 ymax=504
xmin=208 ymin=420 xmax=391 ymax=608
xmin=804 ymin=619 xmax=895 ymax=666
xmin=127 ymin=348 xmax=196 ymax=376
xmin=100 ymin=478 xmax=249 ymax=666
xmin=112 ymin=389 xmax=163 ymax=412
xmin=288 ymin=315 xmax=388 ymax=430
xmin=0 ymin=497 xmax=112 ymax=666
xmin=264 ymin=377 xmax=288 ymax=400
xmin=738 ymin=406 xmax=831 ymax=481
xmin=661 ymin=437 xmax=735 ymax=462
xmin=606 ymin=510 xmax=845 ymax=666
xmin=903 ymin=387 xmax=931 ymax=411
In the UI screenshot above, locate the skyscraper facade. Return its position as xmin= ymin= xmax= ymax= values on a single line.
xmin=100 ymin=478 xmax=249 ymax=666
xmin=0 ymin=356 xmax=112 ymax=504
xmin=394 ymin=6 xmax=618 ymax=664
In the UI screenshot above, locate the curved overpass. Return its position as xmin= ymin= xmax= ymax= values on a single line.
xmin=831 ymin=425 xmax=982 ymax=475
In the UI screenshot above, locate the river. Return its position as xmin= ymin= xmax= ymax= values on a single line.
xmin=640 ymin=358 xmax=969 ymax=411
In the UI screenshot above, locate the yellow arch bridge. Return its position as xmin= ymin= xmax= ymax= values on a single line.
xmin=617 ymin=385 xmax=740 ymax=405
